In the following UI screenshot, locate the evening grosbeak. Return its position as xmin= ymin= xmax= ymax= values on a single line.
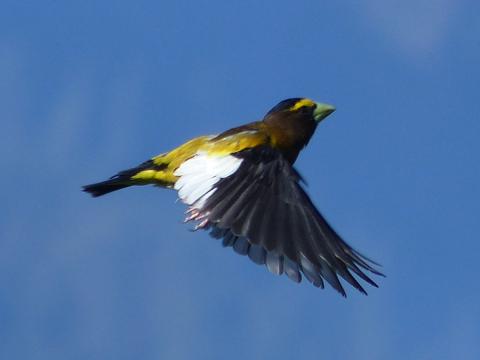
xmin=83 ymin=98 xmax=383 ymax=296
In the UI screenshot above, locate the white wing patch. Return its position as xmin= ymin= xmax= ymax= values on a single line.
xmin=174 ymin=152 xmax=243 ymax=210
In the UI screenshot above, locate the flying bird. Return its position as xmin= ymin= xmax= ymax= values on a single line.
xmin=83 ymin=98 xmax=383 ymax=296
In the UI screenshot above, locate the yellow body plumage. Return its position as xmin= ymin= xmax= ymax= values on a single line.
xmin=129 ymin=130 xmax=269 ymax=188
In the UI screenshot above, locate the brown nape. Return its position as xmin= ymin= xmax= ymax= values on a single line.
xmin=262 ymin=110 xmax=317 ymax=163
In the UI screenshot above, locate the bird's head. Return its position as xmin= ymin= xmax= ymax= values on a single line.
xmin=264 ymin=98 xmax=335 ymax=124
xmin=262 ymin=98 xmax=335 ymax=161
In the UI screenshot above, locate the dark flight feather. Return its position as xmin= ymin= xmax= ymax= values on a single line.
xmin=203 ymin=146 xmax=383 ymax=296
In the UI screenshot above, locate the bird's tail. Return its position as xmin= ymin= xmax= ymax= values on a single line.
xmin=83 ymin=159 xmax=168 ymax=197
xmin=82 ymin=178 xmax=133 ymax=197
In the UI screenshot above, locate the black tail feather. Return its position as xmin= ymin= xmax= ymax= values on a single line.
xmin=82 ymin=180 xmax=131 ymax=197
xmin=83 ymin=160 xmax=166 ymax=197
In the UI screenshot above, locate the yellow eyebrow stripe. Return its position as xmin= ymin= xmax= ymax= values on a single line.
xmin=289 ymin=98 xmax=315 ymax=111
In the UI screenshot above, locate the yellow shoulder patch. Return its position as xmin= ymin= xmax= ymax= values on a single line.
xmin=205 ymin=130 xmax=269 ymax=156
xmin=128 ymin=131 xmax=269 ymax=188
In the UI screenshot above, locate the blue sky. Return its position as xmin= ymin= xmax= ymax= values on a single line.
xmin=1 ymin=1 xmax=479 ymax=359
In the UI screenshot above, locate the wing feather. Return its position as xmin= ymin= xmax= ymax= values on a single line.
xmin=178 ymin=146 xmax=383 ymax=295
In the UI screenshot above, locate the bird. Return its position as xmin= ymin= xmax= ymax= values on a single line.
xmin=83 ymin=98 xmax=384 ymax=296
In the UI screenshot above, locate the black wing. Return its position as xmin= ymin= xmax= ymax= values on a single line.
xmin=198 ymin=146 xmax=384 ymax=296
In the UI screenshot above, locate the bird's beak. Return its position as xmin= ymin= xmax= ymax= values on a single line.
xmin=313 ymin=102 xmax=336 ymax=123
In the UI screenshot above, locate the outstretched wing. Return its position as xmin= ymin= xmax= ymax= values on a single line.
xmin=174 ymin=146 xmax=383 ymax=296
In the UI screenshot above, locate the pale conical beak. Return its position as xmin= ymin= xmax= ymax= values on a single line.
xmin=313 ymin=102 xmax=336 ymax=123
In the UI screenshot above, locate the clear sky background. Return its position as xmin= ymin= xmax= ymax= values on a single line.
xmin=1 ymin=1 xmax=479 ymax=359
